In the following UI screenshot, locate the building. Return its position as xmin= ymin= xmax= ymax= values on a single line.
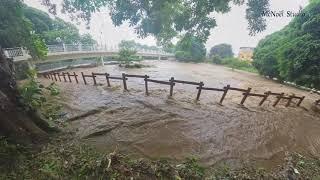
xmin=238 ymin=47 xmax=254 ymax=61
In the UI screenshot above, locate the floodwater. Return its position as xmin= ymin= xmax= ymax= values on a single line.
xmin=41 ymin=60 xmax=320 ymax=168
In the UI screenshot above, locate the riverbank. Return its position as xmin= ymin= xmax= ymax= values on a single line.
xmin=1 ymin=133 xmax=320 ymax=179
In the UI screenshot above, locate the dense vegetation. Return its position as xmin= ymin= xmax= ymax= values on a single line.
xmin=119 ymin=40 xmax=161 ymax=51
xmin=209 ymin=44 xmax=234 ymax=59
xmin=23 ymin=5 xmax=96 ymax=45
xmin=175 ymin=35 xmax=206 ymax=62
xmin=253 ymin=0 xmax=320 ymax=89
xmin=42 ymin=0 xmax=271 ymax=46
xmin=0 ymin=2 xmax=96 ymax=60
xmin=0 ymin=0 xmax=47 ymax=59
xmin=211 ymin=57 xmax=258 ymax=73
xmin=1 ymin=135 xmax=320 ymax=179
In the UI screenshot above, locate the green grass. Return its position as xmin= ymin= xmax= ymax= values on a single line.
xmin=210 ymin=57 xmax=258 ymax=73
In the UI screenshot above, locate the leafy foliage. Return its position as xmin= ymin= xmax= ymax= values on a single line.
xmin=23 ymin=6 xmax=97 ymax=45
xmin=175 ymin=35 xmax=206 ymax=62
xmin=212 ymin=57 xmax=258 ymax=73
xmin=3 ymin=137 xmax=320 ymax=179
xmin=117 ymin=48 xmax=141 ymax=65
xmin=42 ymin=0 xmax=270 ymax=45
xmin=253 ymin=0 xmax=320 ymax=88
xmin=0 ymin=0 xmax=47 ymax=59
xmin=209 ymin=43 xmax=234 ymax=58
xmin=211 ymin=55 xmax=223 ymax=64
xmin=118 ymin=40 xmax=161 ymax=51
xmin=19 ymin=69 xmax=62 ymax=121
xmin=0 ymin=1 xmax=96 ymax=60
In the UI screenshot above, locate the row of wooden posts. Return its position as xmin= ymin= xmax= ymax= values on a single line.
xmin=42 ymin=71 xmax=314 ymax=108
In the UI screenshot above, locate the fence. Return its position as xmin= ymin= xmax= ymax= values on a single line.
xmin=42 ymin=71 xmax=316 ymax=108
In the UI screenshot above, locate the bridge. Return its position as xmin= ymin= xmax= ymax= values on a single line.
xmin=3 ymin=44 xmax=174 ymax=62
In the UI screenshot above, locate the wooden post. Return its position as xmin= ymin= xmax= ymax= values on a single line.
xmin=285 ymin=95 xmax=294 ymax=107
xmin=62 ymin=73 xmax=67 ymax=82
xmin=81 ymin=72 xmax=87 ymax=85
xmin=259 ymin=91 xmax=270 ymax=106
xmin=297 ymin=96 xmax=305 ymax=107
xmin=106 ymin=73 xmax=111 ymax=87
xmin=50 ymin=73 xmax=54 ymax=80
xmin=240 ymin=88 xmax=252 ymax=105
xmin=67 ymin=72 xmax=72 ymax=83
xmin=169 ymin=77 xmax=174 ymax=97
xmin=219 ymin=85 xmax=230 ymax=104
xmin=144 ymin=75 xmax=149 ymax=96
xmin=196 ymin=82 xmax=204 ymax=101
xmin=74 ymin=72 xmax=79 ymax=84
xmin=92 ymin=72 xmax=97 ymax=85
xmin=273 ymin=93 xmax=284 ymax=107
xmin=57 ymin=73 xmax=62 ymax=82
xmin=53 ymin=73 xmax=58 ymax=81
xmin=122 ymin=73 xmax=128 ymax=90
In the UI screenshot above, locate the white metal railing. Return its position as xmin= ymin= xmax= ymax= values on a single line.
xmin=3 ymin=44 xmax=173 ymax=60
xmin=3 ymin=47 xmax=24 ymax=57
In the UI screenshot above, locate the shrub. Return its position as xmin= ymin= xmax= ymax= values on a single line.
xmin=19 ymin=69 xmax=62 ymax=121
xmin=117 ymin=48 xmax=141 ymax=65
xmin=211 ymin=55 xmax=223 ymax=64
xmin=219 ymin=57 xmax=258 ymax=73
xmin=175 ymin=51 xmax=193 ymax=61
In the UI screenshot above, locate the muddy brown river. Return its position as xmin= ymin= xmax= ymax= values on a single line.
xmin=41 ymin=60 xmax=320 ymax=168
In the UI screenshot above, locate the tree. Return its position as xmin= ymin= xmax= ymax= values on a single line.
xmin=42 ymin=0 xmax=271 ymax=45
xmin=0 ymin=0 xmax=47 ymax=59
xmin=80 ymin=34 xmax=97 ymax=44
xmin=23 ymin=6 xmax=97 ymax=45
xmin=117 ymin=48 xmax=139 ymax=65
xmin=209 ymin=44 xmax=234 ymax=58
xmin=118 ymin=40 xmax=136 ymax=50
xmin=175 ymin=35 xmax=206 ymax=62
xmin=0 ymin=0 xmax=54 ymax=144
xmin=118 ymin=40 xmax=161 ymax=51
xmin=253 ymin=0 xmax=320 ymax=89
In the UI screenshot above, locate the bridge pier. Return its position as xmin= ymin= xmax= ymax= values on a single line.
xmin=99 ymin=56 xmax=104 ymax=66
xmin=158 ymin=56 xmax=161 ymax=60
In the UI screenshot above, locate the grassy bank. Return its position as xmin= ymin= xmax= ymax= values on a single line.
xmin=1 ymin=135 xmax=320 ymax=179
xmin=208 ymin=57 xmax=258 ymax=73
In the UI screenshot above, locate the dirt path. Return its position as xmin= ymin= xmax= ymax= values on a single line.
xmin=41 ymin=60 xmax=320 ymax=168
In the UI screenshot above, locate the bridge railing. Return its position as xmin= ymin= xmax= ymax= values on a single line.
xmin=4 ymin=44 xmax=173 ymax=59
xmin=3 ymin=47 xmax=24 ymax=57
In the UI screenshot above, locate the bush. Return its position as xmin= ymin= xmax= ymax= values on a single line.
xmin=117 ymin=48 xmax=141 ymax=65
xmin=211 ymin=55 xmax=223 ymax=64
xmin=19 ymin=69 xmax=62 ymax=121
xmin=219 ymin=57 xmax=258 ymax=73
xmin=175 ymin=35 xmax=206 ymax=62
xmin=175 ymin=51 xmax=193 ymax=61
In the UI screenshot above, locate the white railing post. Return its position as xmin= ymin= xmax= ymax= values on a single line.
xmin=62 ymin=43 xmax=66 ymax=52
xmin=79 ymin=44 xmax=82 ymax=51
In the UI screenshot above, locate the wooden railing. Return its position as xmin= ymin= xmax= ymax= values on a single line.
xmin=42 ymin=71 xmax=316 ymax=108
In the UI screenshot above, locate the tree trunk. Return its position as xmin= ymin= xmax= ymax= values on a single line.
xmin=0 ymin=48 xmax=50 ymax=144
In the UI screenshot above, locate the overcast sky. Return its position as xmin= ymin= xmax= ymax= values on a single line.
xmin=25 ymin=0 xmax=309 ymax=54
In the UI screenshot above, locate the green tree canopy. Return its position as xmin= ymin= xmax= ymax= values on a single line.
xmin=42 ymin=0 xmax=271 ymax=45
xmin=23 ymin=6 xmax=97 ymax=45
xmin=253 ymin=0 xmax=320 ymax=89
xmin=119 ymin=40 xmax=161 ymax=51
xmin=209 ymin=44 xmax=234 ymax=58
xmin=175 ymin=35 xmax=206 ymax=62
xmin=0 ymin=0 xmax=47 ymax=59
